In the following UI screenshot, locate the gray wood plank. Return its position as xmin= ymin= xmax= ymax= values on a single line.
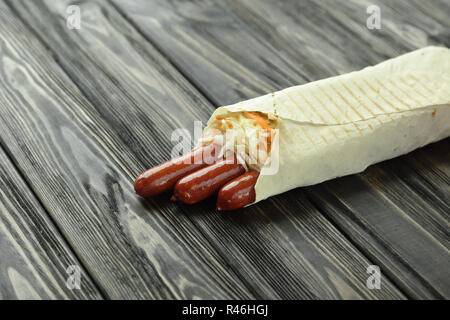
xmin=111 ymin=0 xmax=449 ymax=298
xmin=401 ymin=140 xmax=450 ymax=222
xmin=308 ymin=161 xmax=449 ymax=299
xmin=0 ymin=0 xmax=252 ymax=299
xmin=0 ymin=147 xmax=102 ymax=299
xmin=9 ymin=0 xmax=407 ymax=298
xmin=241 ymin=0 xmax=450 ymax=298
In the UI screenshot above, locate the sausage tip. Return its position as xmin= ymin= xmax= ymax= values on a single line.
xmin=133 ymin=143 xmax=221 ymax=198
xmin=216 ymin=170 xmax=259 ymax=210
xmin=134 ymin=174 xmax=145 ymax=196
xmin=173 ymin=156 xmax=245 ymax=205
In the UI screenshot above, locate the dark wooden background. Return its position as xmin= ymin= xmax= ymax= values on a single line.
xmin=0 ymin=0 xmax=448 ymax=299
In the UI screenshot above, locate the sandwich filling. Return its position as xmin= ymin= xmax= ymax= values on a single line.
xmin=199 ymin=111 xmax=278 ymax=171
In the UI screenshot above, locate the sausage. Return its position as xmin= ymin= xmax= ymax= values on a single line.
xmin=172 ymin=156 xmax=245 ymax=204
xmin=134 ymin=143 xmax=220 ymax=197
xmin=216 ymin=171 xmax=259 ymax=211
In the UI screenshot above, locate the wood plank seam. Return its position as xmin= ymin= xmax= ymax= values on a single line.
xmin=0 ymin=3 xmax=112 ymax=299
xmin=0 ymin=138 xmax=107 ymax=299
xmin=4 ymin=1 xmax=263 ymax=299
xmin=6 ymin=0 xmax=426 ymax=298
xmin=88 ymin=1 xmax=405 ymax=298
xmin=2 ymin=0 xmax=253 ymax=299
xmin=2 ymin=0 xmax=274 ymax=299
xmin=305 ymin=191 xmax=444 ymax=299
xmin=108 ymin=0 xmax=221 ymax=110
xmin=107 ymin=0 xmax=411 ymax=298
xmin=105 ymin=0 xmax=449 ymax=298
xmin=0 ymin=141 xmax=104 ymax=299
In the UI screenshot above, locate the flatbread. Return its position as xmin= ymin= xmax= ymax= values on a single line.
xmin=201 ymin=46 xmax=450 ymax=204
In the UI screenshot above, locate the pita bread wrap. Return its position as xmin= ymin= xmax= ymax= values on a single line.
xmin=199 ymin=46 xmax=450 ymax=205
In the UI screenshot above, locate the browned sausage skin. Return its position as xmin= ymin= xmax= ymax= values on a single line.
xmin=134 ymin=143 xmax=220 ymax=197
xmin=172 ymin=155 xmax=246 ymax=204
xmin=216 ymin=171 xmax=259 ymax=211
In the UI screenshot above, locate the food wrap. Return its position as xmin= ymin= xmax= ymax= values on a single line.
xmin=200 ymin=46 xmax=450 ymax=204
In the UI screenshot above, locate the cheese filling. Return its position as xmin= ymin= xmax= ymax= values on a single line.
xmin=199 ymin=112 xmax=278 ymax=171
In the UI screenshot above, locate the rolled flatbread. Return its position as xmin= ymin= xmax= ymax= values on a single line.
xmin=199 ymin=46 xmax=450 ymax=204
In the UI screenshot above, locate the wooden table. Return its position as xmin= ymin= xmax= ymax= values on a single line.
xmin=0 ymin=0 xmax=448 ymax=299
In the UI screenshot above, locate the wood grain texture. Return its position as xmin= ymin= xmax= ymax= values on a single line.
xmin=0 ymin=147 xmax=102 ymax=299
xmin=8 ymin=0 xmax=407 ymax=299
xmin=112 ymin=0 xmax=449 ymax=298
xmin=0 ymin=0 xmax=252 ymax=299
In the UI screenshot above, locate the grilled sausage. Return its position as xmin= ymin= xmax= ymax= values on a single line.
xmin=134 ymin=143 xmax=220 ymax=197
xmin=216 ymin=171 xmax=259 ymax=210
xmin=172 ymin=156 xmax=245 ymax=204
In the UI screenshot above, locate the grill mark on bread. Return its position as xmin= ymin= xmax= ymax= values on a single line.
xmin=391 ymin=78 xmax=425 ymax=106
xmin=421 ymin=74 xmax=450 ymax=97
xmin=309 ymin=90 xmax=341 ymax=123
xmin=408 ymin=74 xmax=434 ymax=95
xmin=285 ymin=94 xmax=325 ymax=145
xmin=297 ymin=91 xmax=328 ymax=123
xmin=301 ymin=127 xmax=320 ymax=145
xmin=374 ymin=78 xmax=412 ymax=110
xmin=309 ymin=91 xmax=352 ymax=137
xmin=399 ymin=75 xmax=437 ymax=105
xmin=316 ymin=86 xmax=363 ymax=136
xmin=338 ymin=82 xmax=383 ymax=126
xmin=286 ymin=93 xmax=314 ymax=122
xmin=297 ymin=91 xmax=339 ymax=140
xmin=351 ymin=80 xmax=395 ymax=122
xmin=329 ymin=83 xmax=364 ymax=119
xmin=363 ymin=78 xmax=402 ymax=112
